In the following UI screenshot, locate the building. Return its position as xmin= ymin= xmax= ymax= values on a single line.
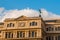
xmin=0 ymin=15 xmax=60 ymax=40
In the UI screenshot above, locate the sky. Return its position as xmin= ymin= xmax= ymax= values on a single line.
xmin=0 ymin=0 xmax=60 ymax=14
xmin=0 ymin=0 xmax=60 ymax=22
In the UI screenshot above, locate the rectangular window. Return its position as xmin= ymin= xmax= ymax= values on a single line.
xmin=29 ymin=31 xmax=37 ymax=37
xmin=58 ymin=27 xmax=60 ymax=31
xmin=46 ymin=27 xmax=54 ymax=31
xmin=46 ymin=36 xmax=54 ymax=40
xmin=5 ymin=32 xmax=13 ymax=38
xmin=7 ymin=23 xmax=14 ymax=27
xmin=30 ymin=22 xmax=37 ymax=26
xmin=55 ymin=36 xmax=58 ymax=40
xmin=17 ymin=31 xmax=25 ymax=38
xmin=0 ymin=31 xmax=1 ymax=33
xmin=58 ymin=36 xmax=60 ymax=40
xmin=32 ymin=31 xmax=35 ymax=37
xmin=46 ymin=28 xmax=49 ymax=31
xmin=55 ymin=27 xmax=60 ymax=31
xmin=55 ymin=27 xmax=58 ymax=31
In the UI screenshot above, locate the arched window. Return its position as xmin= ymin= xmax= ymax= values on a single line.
xmin=30 ymin=22 xmax=37 ymax=26
xmin=7 ymin=23 xmax=14 ymax=27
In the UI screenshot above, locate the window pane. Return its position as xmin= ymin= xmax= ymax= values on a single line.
xmin=46 ymin=36 xmax=54 ymax=40
xmin=58 ymin=36 xmax=60 ymax=40
xmin=32 ymin=22 xmax=35 ymax=26
xmin=7 ymin=24 xmax=10 ymax=27
xmin=55 ymin=27 xmax=58 ymax=31
xmin=17 ymin=31 xmax=25 ymax=38
xmin=13 ymin=24 xmax=14 ymax=27
xmin=35 ymin=22 xmax=37 ymax=26
xmin=7 ymin=23 xmax=14 ymax=27
xmin=20 ymin=32 xmax=22 ymax=37
xmin=32 ymin=31 xmax=35 ymax=37
xmin=58 ymin=27 xmax=60 ymax=31
xmin=46 ymin=37 xmax=48 ymax=40
xmin=30 ymin=23 xmax=31 ymax=26
xmin=46 ymin=28 xmax=49 ymax=31
xmin=17 ymin=32 xmax=19 ymax=38
xmin=30 ymin=22 xmax=37 ymax=26
xmin=5 ymin=32 xmax=7 ymax=38
xmin=55 ymin=36 xmax=57 ymax=40
xmin=5 ymin=32 xmax=13 ymax=38
xmin=0 ymin=31 xmax=1 ymax=33
xmin=8 ymin=32 xmax=10 ymax=38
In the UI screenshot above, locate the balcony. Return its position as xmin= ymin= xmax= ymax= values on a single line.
xmin=3 ymin=36 xmax=41 ymax=40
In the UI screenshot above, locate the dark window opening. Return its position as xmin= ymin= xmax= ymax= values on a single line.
xmin=7 ymin=23 xmax=14 ymax=27
xmin=30 ymin=22 xmax=37 ymax=26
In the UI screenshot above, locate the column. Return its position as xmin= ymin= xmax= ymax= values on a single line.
xmin=25 ymin=30 xmax=28 ymax=38
xmin=13 ymin=31 xmax=17 ymax=38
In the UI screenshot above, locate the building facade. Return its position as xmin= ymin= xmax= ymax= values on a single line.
xmin=0 ymin=15 xmax=60 ymax=40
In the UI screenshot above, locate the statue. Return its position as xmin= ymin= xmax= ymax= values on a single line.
xmin=39 ymin=9 xmax=41 ymax=17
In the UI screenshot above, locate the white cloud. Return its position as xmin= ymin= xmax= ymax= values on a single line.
xmin=0 ymin=7 xmax=60 ymax=22
xmin=41 ymin=8 xmax=60 ymax=20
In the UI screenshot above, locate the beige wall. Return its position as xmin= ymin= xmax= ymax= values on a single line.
xmin=0 ymin=16 xmax=43 ymax=40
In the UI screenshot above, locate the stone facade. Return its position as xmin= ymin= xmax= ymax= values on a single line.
xmin=0 ymin=15 xmax=60 ymax=40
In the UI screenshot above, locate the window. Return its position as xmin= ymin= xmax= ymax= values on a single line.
xmin=46 ymin=27 xmax=54 ymax=31
xmin=32 ymin=31 xmax=35 ymax=37
xmin=30 ymin=22 xmax=37 ymax=26
xmin=55 ymin=36 xmax=58 ymax=40
xmin=0 ymin=23 xmax=4 ymax=25
xmin=5 ymin=32 xmax=13 ymax=38
xmin=46 ymin=36 xmax=54 ymax=40
xmin=55 ymin=27 xmax=60 ymax=31
xmin=46 ymin=28 xmax=49 ymax=31
xmin=57 ymin=27 xmax=60 ymax=31
xmin=17 ymin=31 xmax=25 ymax=38
xmin=7 ymin=23 xmax=14 ymax=27
xmin=0 ymin=31 xmax=1 ymax=33
xmin=29 ymin=31 xmax=37 ymax=37
xmin=7 ymin=24 xmax=9 ymax=27
xmin=55 ymin=36 xmax=60 ymax=40
xmin=58 ymin=36 xmax=60 ymax=40
xmin=55 ymin=27 xmax=57 ymax=31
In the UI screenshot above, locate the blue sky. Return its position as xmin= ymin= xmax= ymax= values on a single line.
xmin=0 ymin=0 xmax=60 ymax=15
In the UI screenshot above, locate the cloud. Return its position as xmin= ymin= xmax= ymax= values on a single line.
xmin=41 ymin=8 xmax=60 ymax=20
xmin=0 ymin=8 xmax=40 ymax=22
xmin=0 ymin=7 xmax=60 ymax=22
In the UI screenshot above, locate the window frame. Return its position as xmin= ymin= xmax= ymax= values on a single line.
xmin=7 ymin=23 xmax=14 ymax=27
xmin=30 ymin=21 xmax=37 ymax=26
